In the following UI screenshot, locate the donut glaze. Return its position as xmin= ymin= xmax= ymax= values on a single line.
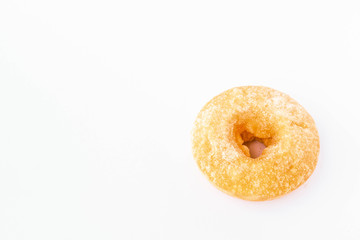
xmin=192 ymin=86 xmax=320 ymax=201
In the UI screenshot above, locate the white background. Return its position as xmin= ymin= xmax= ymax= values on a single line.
xmin=1 ymin=1 xmax=360 ymax=239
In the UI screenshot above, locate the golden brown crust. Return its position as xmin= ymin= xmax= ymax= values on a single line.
xmin=192 ymin=86 xmax=320 ymax=201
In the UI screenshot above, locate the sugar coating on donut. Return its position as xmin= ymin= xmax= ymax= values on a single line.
xmin=192 ymin=86 xmax=320 ymax=201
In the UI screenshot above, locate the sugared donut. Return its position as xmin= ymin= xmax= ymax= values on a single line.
xmin=192 ymin=86 xmax=320 ymax=201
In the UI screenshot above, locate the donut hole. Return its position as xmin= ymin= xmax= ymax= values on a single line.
xmin=243 ymin=140 xmax=266 ymax=159
xmin=234 ymin=129 xmax=271 ymax=159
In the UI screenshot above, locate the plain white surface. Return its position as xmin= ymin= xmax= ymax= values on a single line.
xmin=1 ymin=1 xmax=360 ymax=239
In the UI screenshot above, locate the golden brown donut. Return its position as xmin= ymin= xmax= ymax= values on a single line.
xmin=192 ymin=86 xmax=320 ymax=201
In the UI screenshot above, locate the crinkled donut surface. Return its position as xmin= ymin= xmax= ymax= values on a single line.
xmin=192 ymin=86 xmax=320 ymax=201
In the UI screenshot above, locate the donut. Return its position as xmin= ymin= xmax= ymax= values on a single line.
xmin=192 ymin=86 xmax=320 ymax=201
